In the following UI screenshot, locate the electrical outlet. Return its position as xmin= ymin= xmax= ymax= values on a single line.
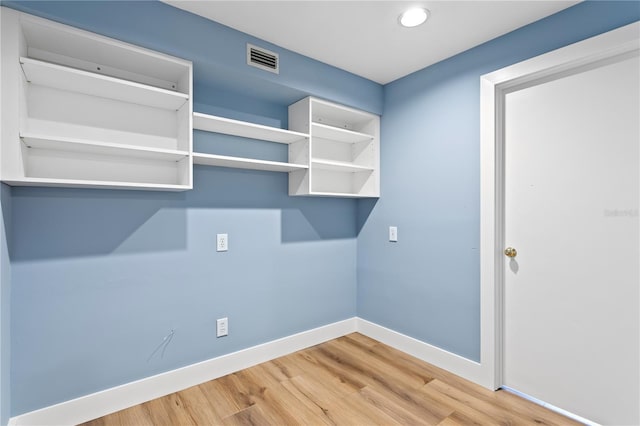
xmin=389 ymin=226 xmax=398 ymax=242
xmin=216 ymin=317 xmax=228 ymax=337
xmin=216 ymin=233 xmax=228 ymax=252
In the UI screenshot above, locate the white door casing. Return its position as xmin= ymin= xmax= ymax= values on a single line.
xmin=479 ymin=21 xmax=639 ymax=423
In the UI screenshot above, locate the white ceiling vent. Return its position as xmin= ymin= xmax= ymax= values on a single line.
xmin=247 ymin=44 xmax=279 ymax=74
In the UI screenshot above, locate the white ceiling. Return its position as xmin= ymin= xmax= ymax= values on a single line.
xmin=164 ymin=1 xmax=579 ymax=84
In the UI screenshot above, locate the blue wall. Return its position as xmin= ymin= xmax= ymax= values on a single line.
xmin=1 ymin=0 xmax=378 ymax=416
xmin=0 ymin=185 xmax=11 ymax=426
xmin=357 ymin=0 xmax=640 ymax=362
xmin=10 ymin=170 xmax=358 ymax=415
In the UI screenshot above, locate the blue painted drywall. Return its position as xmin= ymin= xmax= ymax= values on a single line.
xmin=357 ymin=1 xmax=640 ymax=361
xmin=1 ymin=0 xmax=375 ymax=416
xmin=1 ymin=0 xmax=383 ymax=116
xmin=0 ymin=185 xmax=11 ymax=426
xmin=11 ymin=168 xmax=358 ymax=415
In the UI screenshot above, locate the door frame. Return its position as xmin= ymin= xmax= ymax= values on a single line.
xmin=479 ymin=21 xmax=639 ymax=390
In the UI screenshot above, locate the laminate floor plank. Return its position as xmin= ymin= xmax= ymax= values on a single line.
xmin=338 ymin=334 xmax=435 ymax=386
xmin=419 ymin=381 xmax=505 ymax=426
xmin=178 ymin=384 xmax=225 ymax=425
xmin=277 ymin=377 xmax=337 ymax=425
xmin=141 ymin=393 xmax=196 ymax=426
xmin=103 ymin=403 xmax=155 ymax=426
xmin=80 ymin=333 xmax=578 ymax=426
xmin=283 ymin=373 xmax=356 ymax=409
xmin=323 ymin=337 xmax=431 ymax=389
xmin=357 ymin=378 xmax=455 ymax=425
xmin=197 ymin=376 xmax=252 ymax=420
xmin=286 ymin=351 xmax=364 ymax=396
xmin=221 ymin=404 xmax=272 ymax=426
xmin=425 ymin=379 xmax=531 ymax=425
xmin=256 ymin=356 xmax=303 ymax=383
xmin=225 ymin=368 xmax=309 ymax=426
xmin=358 ymin=385 xmax=437 ymax=425
xmin=321 ymin=390 xmax=403 ymax=425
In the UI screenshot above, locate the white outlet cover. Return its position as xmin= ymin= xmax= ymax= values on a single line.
xmin=216 ymin=317 xmax=228 ymax=337
xmin=389 ymin=226 xmax=398 ymax=242
xmin=216 ymin=233 xmax=228 ymax=252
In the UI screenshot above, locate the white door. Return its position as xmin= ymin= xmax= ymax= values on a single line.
xmin=503 ymin=52 xmax=639 ymax=425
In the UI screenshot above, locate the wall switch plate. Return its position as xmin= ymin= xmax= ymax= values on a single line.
xmin=216 ymin=233 xmax=228 ymax=252
xmin=389 ymin=226 xmax=398 ymax=242
xmin=216 ymin=317 xmax=228 ymax=337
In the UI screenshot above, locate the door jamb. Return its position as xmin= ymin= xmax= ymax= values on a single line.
xmin=479 ymin=21 xmax=639 ymax=390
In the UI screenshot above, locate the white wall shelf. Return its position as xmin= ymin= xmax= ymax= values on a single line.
xmin=311 ymin=159 xmax=374 ymax=172
xmin=311 ymin=123 xmax=373 ymax=144
xmin=288 ymin=97 xmax=380 ymax=198
xmin=1 ymin=10 xmax=193 ymax=191
xmin=20 ymin=57 xmax=189 ymax=111
xmin=2 ymin=177 xmax=189 ymax=191
xmin=304 ymin=191 xmax=370 ymax=198
xmin=193 ymin=112 xmax=308 ymax=144
xmin=192 ymin=111 xmax=310 ymax=174
xmin=21 ymin=133 xmax=189 ymax=162
xmin=193 ymin=153 xmax=308 ymax=172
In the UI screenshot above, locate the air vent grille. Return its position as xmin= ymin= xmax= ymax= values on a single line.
xmin=247 ymin=44 xmax=279 ymax=74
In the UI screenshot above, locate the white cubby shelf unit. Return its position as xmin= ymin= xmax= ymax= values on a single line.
xmin=0 ymin=9 xmax=193 ymax=190
xmin=288 ymin=97 xmax=380 ymax=197
xmin=192 ymin=112 xmax=309 ymax=173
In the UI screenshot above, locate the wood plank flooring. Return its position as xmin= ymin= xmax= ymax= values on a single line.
xmin=81 ymin=333 xmax=580 ymax=425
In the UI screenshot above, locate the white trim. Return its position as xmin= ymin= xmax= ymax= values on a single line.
xmin=355 ymin=319 xmax=484 ymax=384
xmin=9 ymin=318 xmax=357 ymax=426
xmin=479 ymin=21 xmax=640 ymax=390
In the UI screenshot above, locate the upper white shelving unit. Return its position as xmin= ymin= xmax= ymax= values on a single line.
xmin=1 ymin=9 xmax=380 ymax=197
xmin=1 ymin=9 xmax=193 ymax=190
xmin=288 ymin=97 xmax=380 ymax=197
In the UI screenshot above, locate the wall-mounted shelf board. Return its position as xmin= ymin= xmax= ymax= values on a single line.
xmin=312 ymin=98 xmax=376 ymax=130
xmin=193 ymin=112 xmax=308 ymax=144
xmin=20 ymin=57 xmax=188 ymax=110
xmin=193 ymin=152 xmax=309 ymax=172
xmin=311 ymin=159 xmax=374 ymax=172
xmin=2 ymin=177 xmax=189 ymax=191
xmin=305 ymin=191 xmax=376 ymax=198
xmin=311 ymin=122 xmax=372 ymax=143
xmin=20 ymin=133 xmax=189 ymax=161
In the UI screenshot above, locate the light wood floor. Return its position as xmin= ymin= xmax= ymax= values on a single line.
xmin=81 ymin=333 xmax=580 ymax=425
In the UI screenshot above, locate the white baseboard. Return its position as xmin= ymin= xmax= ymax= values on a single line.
xmin=9 ymin=317 xmax=486 ymax=426
xmin=9 ymin=318 xmax=358 ymax=426
xmin=355 ymin=318 xmax=485 ymax=386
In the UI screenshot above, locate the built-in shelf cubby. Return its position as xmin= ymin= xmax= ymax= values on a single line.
xmin=288 ymin=97 xmax=380 ymax=197
xmin=1 ymin=9 xmax=193 ymax=190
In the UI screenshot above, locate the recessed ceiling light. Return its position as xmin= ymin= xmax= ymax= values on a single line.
xmin=399 ymin=7 xmax=429 ymax=28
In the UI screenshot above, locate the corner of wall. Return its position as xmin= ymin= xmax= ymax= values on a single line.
xmin=0 ymin=184 xmax=12 ymax=426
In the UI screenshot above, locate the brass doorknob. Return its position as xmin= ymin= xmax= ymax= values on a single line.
xmin=504 ymin=247 xmax=517 ymax=258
